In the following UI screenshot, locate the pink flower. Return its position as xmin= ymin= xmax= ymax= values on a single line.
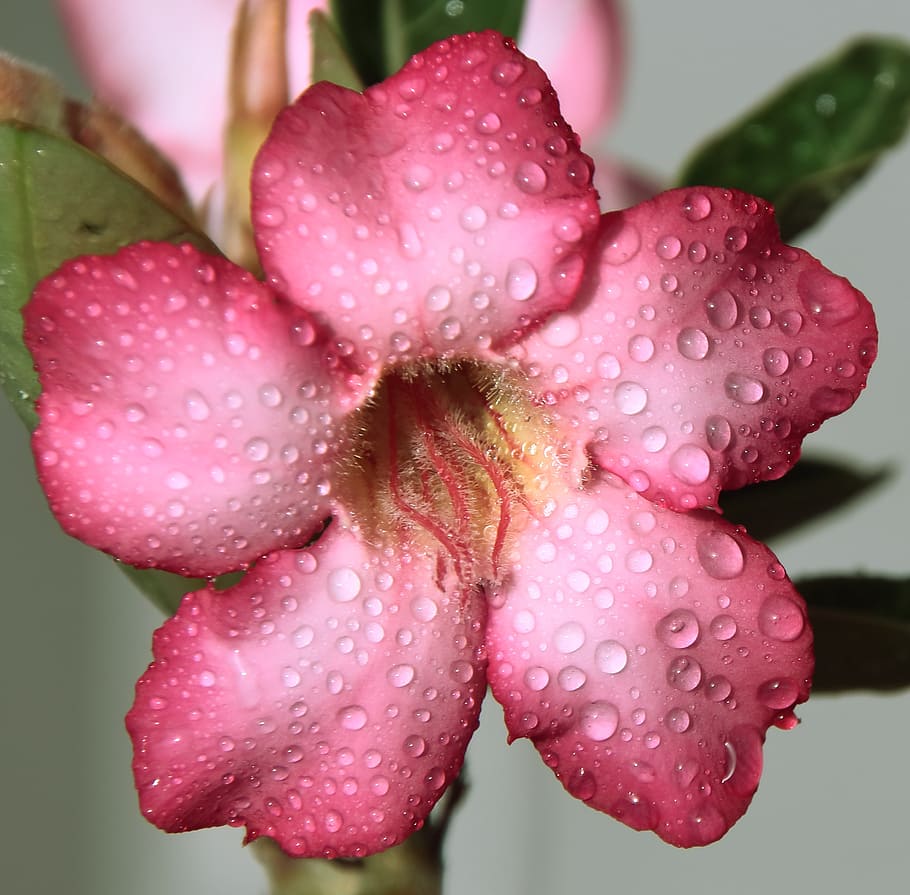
xmin=25 ymin=33 xmax=875 ymax=856
xmin=58 ymin=0 xmax=629 ymax=205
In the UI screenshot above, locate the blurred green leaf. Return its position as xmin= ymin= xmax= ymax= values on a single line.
xmin=719 ymin=456 xmax=889 ymax=542
xmin=798 ymin=575 xmax=910 ymax=692
xmin=0 ymin=123 xmax=212 ymax=429
xmin=309 ymin=9 xmax=365 ymax=90
xmin=677 ymin=37 xmax=910 ymax=240
xmin=330 ymin=0 xmax=525 ymax=86
xmin=119 ymin=565 xmax=244 ymax=616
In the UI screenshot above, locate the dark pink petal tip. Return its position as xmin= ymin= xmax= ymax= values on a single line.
xmin=25 ymin=242 xmax=357 ymax=577
xmin=486 ymin=473 xmax=812 ymax=846
xmin=520 ymin=186 xmax=877 ymax=510
xmin=253 ymin=30 xmax=601 ymax=367
xmin=127 ymin=526 xmax=488 ymax=857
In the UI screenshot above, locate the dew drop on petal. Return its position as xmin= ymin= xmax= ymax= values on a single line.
xmin=657 ymin=610 xmax=700 ymax=648
xmin=326 ymin=567 xmax=362 ymax=602
xmin=506 ymin=259 xmax=538 ymax=301
xmin=696 ymin=530 xmax=745 ymax=579
xmin=677 ymin=327 xmax=710 ymax=361
xmin=669 ymin=444 xmax=711 ymax=485
xmin=758 ymin=594 xmax=806 ymax=641
xmin=580 ymin=701 xmax=619 ymax=741
xmin=705 ymin=289 xmax=739 ymax=330
xmin=724 ymin=373 xmax=766 ymax=405
xmin=594 ymin=640 xmax=628 ymax=674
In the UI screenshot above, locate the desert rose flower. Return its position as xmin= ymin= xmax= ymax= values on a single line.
xmin=25 ymin=32 xmax=874 ymax=856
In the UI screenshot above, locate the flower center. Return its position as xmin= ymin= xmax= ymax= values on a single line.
xmin=338 ymin=361 xmax=568 ymax=590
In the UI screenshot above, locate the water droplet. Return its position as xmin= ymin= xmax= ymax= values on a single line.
xmin=244 ymin=437 xmax=270 ymax=462
xmin=758 ymin=677 xmax=800 ymax=709
xmin=724 ymin=373 xmax=766 ymax=405
xmin=710 ymin=614 xmax=738 ymax=641
xmin=669 ymin=444 xmax=711 ymax=485
xmin=762 ymin=348 xmax=790 ymax=377
xmin=338 ymin=705 xmax=367 ymax=730
xmin=580 ymin=701 xmax=619 ymax=741
xmin=696 ymin=529 xmax=745 ymax=579
xmin=683 ymin=191 xmax=712 ymax=221
xmin=327 ymin=567 xmax=362 ymax=602
xmin=705 ymin=289 xmax=739 ymax=330
xmin=603 ymin=222 xmax=641 ymax=265
xmin=705 ymin=415 xmax=732 ymax=451
xmin=665 ymin=707 xmax=692 ymax=733
xmin=725 ymin=226 xmax=748 ymax=252
xmin=557 ymin=666 xmax=587 ymax=691
xmin=554 ymin=622 xmax=586 ymax=654
xmin=524 ymin=666 xmax=550 ymax=691
xmin=677 ymin=327 xmax=710 ymax=361
xmin=642 ymin=426 xmax=668 ymax=453
xmin=184 ymin=389 xmax=211 ymax=421
xmin=594 ymin=640 xmax=628 ymax=674
xmin=387 ymin=664 xmax=415 ymax=688
xmin=166 ymin=471 xmax=191 ymax=491
xmin=798 ymin=268 xmax=860 ymax=325
xmin=657 ymin=610 xmax=700 ymax=648
xmin=667 ymin=655 xmax=703 ymax=691
xmin=506 ymin=259 xmax=538 ymax=301
xmin=460 ymin=204 xmax=488 ymax=232
xmin=614 ymin=381 xmax=648 ymax=415
xmin=758 ymin=594 xmax=805 ymax=641
xmin=540 ymin=313 xmax=581 ymax=348
xmin=628 ymin=334 xmax=655 ymax=362
xmin=514 ymin=161 xmax=548 ymax=194
xmin=567 ymin=768 xmax=597 ymax=801
xmin=656 ymin=235 xmax=682 ymax=259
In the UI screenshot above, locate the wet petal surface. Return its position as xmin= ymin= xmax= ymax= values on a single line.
xmin=128 ymin=524 xmax=488 ymax=857
xmin=26 ymin=242 xmax=356 ymax=576
xmin=519 ymin=188 xmax=877 ymax=508
xmin=253 ymin=31 xmax=600 ymax=366
xmin=486 ymin=472 xmax=812 ymax=846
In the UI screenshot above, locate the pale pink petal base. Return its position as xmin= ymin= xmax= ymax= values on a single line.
xmin=519 ymin=188 xmax=876 ymax=509
xmin=253 ymin=31 xmax=600 ymax=366
xmin=486 ymin=472 xmax=812 ymax=846
xmin=128 ymin=524 xmax=488 ymax=857
xmin=520 ymin=0 xmax=624 ymax=141
xmin=26 ymin=243 xmax=358 ymax=576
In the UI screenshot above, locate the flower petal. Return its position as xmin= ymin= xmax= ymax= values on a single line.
xmin=25 ymin=242 xmax=357 ymax=576
xmin=127 ymin=525 xmax=487 ymax=857
xmin=59 ymin=0 xmax=234 ymax=199
xmin=486 ymin=473 xmax=812 ymax=846
xmin=520 ymin=0 xmax=624 ymax=141
xmin=59 ymin=0 xmax=322 ymax=201
xmin=518 ymin=187 xmax=877 ymax=509
xmin=253 ymin=31 xmax=600 ymax=366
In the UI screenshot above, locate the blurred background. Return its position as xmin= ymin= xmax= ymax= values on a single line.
xmin=2 ymin=2 xmax=909 ymax=892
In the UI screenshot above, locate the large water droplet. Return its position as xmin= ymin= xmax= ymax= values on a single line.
xmin=594 ymin=640 xmax=628 ymax=674
xmin=724 ymin=373 xmax=766 ymax=405
xmin=580 ymin=701 xmax=619 ymax=741
xmin=506 ymin=259 xmax=538 ymax=301
xmin=696 ymin=529 xmax=745 ymax=579
xmin=657 ymin=610 xmax=700 ymax=648
xmin=758 ymin=594 xmax=805 ymax=641
xmin=677 ymin=327 xmax=710 ymax=360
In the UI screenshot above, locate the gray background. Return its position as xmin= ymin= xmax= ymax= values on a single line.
xmin=2 ymin=2 xmax=909 ymax=892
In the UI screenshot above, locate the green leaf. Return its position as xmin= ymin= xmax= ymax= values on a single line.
xmin=719 ymin=456 xmax=889 ymax=542
xmin=677 ymin=37 xmax=910 ymax=240
xmin=118 ymin=565 xmax=244 ymax=616
xmin=798 ymin=575 xmax=910 ymax=692
xmin=309 ymin=9 xmax=365 ymax=90
xmin=0 ymin=123 xmax=213 ymax=428
xmin=330 ymin=0 xmax=526 ymax=86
